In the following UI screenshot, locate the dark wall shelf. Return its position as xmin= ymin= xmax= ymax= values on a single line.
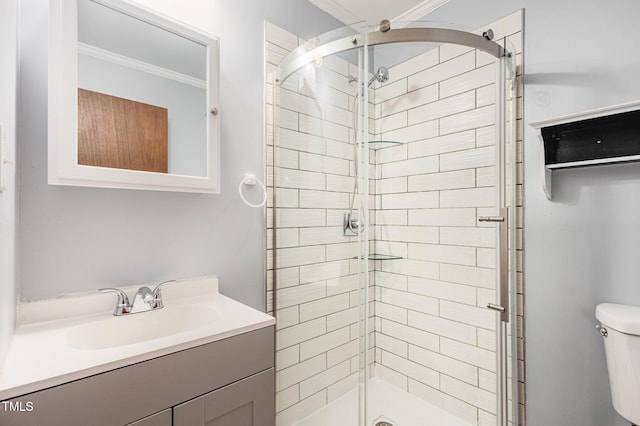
xmin=542 ymin=109 xmax=640 ymax=166
xmin=530 ymin=101 xmax=640 ymax=199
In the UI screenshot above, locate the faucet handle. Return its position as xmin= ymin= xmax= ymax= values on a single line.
xmin=151 ymin=280 xmax=176 ymax=309
xmin=99 ymin=287 xmax=131 ymax=315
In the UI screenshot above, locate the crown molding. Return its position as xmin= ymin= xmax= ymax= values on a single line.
xmin=309 ymin=0 xmax=448 ymax=26
xmin=78 ymin=43 xmax=206 ymax=89
xmin=392 ymin=0 xmax=450 ymax=25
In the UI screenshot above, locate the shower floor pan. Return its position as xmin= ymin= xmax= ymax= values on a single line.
xmin=293 ymin=378 xmax=472 ymax=426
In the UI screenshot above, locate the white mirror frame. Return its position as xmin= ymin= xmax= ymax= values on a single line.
xmin=48 ymin=0 xmax=220 ymax=193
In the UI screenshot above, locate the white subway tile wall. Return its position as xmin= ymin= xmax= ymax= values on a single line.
xmin=265 ymin=9 xmax=524 ymax=425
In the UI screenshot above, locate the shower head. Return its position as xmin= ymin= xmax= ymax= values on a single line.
xmin=349 ymin=66 xmax=390 ymax=88
xmin=368 ymin=66 xmax=389 ymax=86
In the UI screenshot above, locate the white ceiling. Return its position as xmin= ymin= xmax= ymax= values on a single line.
xmin=307 ymin=0 xmax=450 ymax=27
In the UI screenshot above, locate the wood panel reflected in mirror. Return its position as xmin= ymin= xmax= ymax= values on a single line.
xmin=78 ymin=89 xmax=168 ymax=173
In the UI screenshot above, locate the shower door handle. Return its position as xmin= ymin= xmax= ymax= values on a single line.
xmin=479 ymin=207 xmax=509 ymax=323
xmin=487 ymin=303 xmax=506 ymax=313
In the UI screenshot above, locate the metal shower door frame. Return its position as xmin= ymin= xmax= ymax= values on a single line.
xmin=276 ymin=27 xmax=505 ymax=84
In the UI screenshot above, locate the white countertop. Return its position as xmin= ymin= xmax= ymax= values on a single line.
xmin=0 ymin=276 xmax=275 ymax=400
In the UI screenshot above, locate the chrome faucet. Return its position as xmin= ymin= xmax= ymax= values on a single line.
xmin=98 ymin=287 xmax=131 ymax=316
xmin=100 ymin=280 xmax=176 ymax=316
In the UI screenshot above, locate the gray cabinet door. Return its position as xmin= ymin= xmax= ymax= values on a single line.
xmin=173 ymin=369 xmax=274 ymax=426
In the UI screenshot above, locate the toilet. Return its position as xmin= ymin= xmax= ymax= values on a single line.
xmin=595 ymin=303 xmax=640 ymax=425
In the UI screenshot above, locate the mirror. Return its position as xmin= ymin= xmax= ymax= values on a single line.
xmin=48 ymin=0 xmax=220 ymax=192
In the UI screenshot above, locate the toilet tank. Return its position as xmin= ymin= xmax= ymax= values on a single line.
xmin=595 ymin=303 xmax=640 ymax=425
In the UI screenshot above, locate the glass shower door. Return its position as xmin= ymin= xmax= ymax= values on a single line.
xmin=365 ymin=36 xmax=517 ymax=426
xmin=272 ymin=38 xmax=370 ymax=426
xmin=272 ymin=24 xmax=518 ymax=426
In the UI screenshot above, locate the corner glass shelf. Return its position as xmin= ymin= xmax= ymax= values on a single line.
xmin=365 ymin=141 xmax=402 ymax=150
xmin=353 ymin=253 xmax=403 ymax=261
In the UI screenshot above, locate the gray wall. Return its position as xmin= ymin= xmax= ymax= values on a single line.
xmin=522 ymin=1 xmax=640 ymax=425
xmin=18 ymin=0 xmax=343 ymax=309
xmin=0 ymin=0 xmax=18 ymax=369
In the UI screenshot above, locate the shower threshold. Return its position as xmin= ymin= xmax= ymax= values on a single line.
xmin=291 ymin=377 xmax=472 ymax=426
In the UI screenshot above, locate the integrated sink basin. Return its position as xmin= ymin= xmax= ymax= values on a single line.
xmin=66 ymin=304 xmax=218 ymax=350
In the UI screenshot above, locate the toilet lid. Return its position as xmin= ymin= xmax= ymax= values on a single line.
xmin=596 ymin=303 xmax=640 ymax=335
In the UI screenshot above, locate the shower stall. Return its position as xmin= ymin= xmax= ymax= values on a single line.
xmin=269 ymin=17 xmax=520 ymax=426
